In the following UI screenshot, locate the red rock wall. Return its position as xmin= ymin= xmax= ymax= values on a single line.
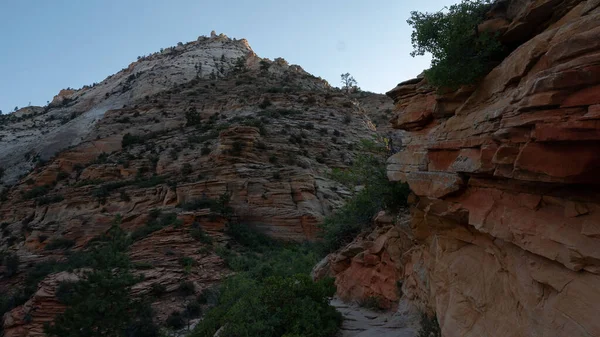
xmin=387 ymin=1 xmax=600 ymax=336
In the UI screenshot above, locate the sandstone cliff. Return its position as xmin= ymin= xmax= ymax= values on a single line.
xmin=0 ymin=33 xmax=390 ymax=336
xmin=384 ymin=1 xmax=600 ymax=336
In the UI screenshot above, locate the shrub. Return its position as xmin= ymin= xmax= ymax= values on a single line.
xmin=418 ymin=314 xmax=442 ymax=337
xmin=185 ymin=301 xmax=202 ymax=317
xmin=151 ymin=283 xmax=167 ymax=296
xmin=178 ymin=193 xmax=232 ymax=216
xmin=122 ymin=133 xmax=143 ymax=147
xmin=56 ymin=171 xmax=69 ymax=181
xmin=319 ymin=153 xmax=410 ymax=253
xmin=130 ymin=211 xmax=179 ymax=241
xmin=55 ymin=281 xmax=77 ymax=304
xmin=258 ymin=98 xmax=272 ymax=109
xmin=343 ymin=114 xmax=352 ymax=124
xmin=44 ymin=224 xmax=160 ymax=337
xmin=407 ymin=0 xmax=503 ymax=89
xmin=178 ymin=281 xmax=195 ymax=296
xmin=23 ymin=185 xmax=50 ymax=200
xmin=190 ymin=228 xmax=212 ymax=244
xmin=37 ymin=194 xmax=64 ymax=206
xmin=181 ymin=163 xmax=193 ymax=175
xmin=135 ymin=175 xmax=166 ymax=188
xmin=179 ymin=256 xmax=196 ymax=268
xmin=225 ymin=222 xmax=274 ymax=251
xmin=256 ymin=142 xmax=267 ymax=150
xmin=260 ymin=60 xmax=270 ymax=72
xmin=241 ymin=119 xmax=267 ymax=135
xmin=2 ymin=253 xmax=19 ymax=277
xmin=94 ymin=152 xmax=110 ymax=164
xmin=305 ymin=96 xmax=317 ymax=105
xmin=166 ymin=311 xmax=186 ymax=330
xmin=230 ymin=140 xmax=244 ymax=156
xmin=196 ymin=288 xmax=218 ymax=305
xmin=45 ymin=238 xmax=75 ymax=250
xmin=120 ymin=190 xmax=131 ymax=202
xmin=185 ymin=108 xmax=202 ymax=126
xmin=190 ymin=232 xmax=341 ymax=337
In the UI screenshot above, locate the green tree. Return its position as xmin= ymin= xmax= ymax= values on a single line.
xmin=340 ymin=73 xmax=357 ymax=93
xmin=259 ymin=59 xmax=270 ymax=72
xmin=233 ymin=56 xmax=247 ymax=73
xmin=191 ymin=227 xmax=341 ymax=337
xmin=407 ymin=0 xmax=503 ymax=89
xmin=185 ymin=107 xmax=202 ymax=127
xmin=44 ymin=223 xmax=159 ymax=337
xmin=320 ymin=141 xmax=409 ymax=252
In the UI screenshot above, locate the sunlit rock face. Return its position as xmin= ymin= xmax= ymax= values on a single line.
xmin=386 ymin=1 xmax=600 ymax=336
xmin=0 ymin=33 xmax=329 ymax=185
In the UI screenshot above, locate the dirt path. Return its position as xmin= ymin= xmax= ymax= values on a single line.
xmin=332 ymin=298 xmax=421 ymax=337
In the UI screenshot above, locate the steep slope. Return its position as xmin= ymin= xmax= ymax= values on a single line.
xmin=384 ymin=1 xmax=600 ymax=336
xmin=0 ymin=33 xmax=390 ymax=336
xmin=0 ymin=33 xmax=272 ymax=185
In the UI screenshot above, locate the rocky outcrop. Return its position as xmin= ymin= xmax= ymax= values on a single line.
xmin=0 ymin=32 xmax=328 ymax=186
xmin=1 ymin=217 xmax=229 ymax=337
xmin=313 ymin=213 xmax=413 ymax=310
xmin=386 ymin=1 xmax=600 ymax=336
xmin=2 ymin=272 xmax=78 ymax=337
xmin=0 ymin=32 xmax=391 ymax=335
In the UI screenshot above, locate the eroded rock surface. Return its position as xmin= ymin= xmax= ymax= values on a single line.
xmin=313 ymin=213 xmax=412 ymax=310
xmin=0 ymin=34 xmax=391 ymax=335
xmin=386 ymin=1 xmax=600 ymax=336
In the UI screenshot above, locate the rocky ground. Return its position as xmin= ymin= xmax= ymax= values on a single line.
xmin=332 ymin=298 xmax=420 ymax=337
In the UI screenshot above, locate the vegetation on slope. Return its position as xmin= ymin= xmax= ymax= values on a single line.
xmin=44 ymin=221 xmax=159 ymax=337
xmin=190 ymin=223 xmax=342 ymax=337
xmin=408 ymin=0 xmax=503 ymax=89
xmin=0 ymin=209 xmax=197 ymax=336
xmin=319 ymin=140 xmax=410 ymax=253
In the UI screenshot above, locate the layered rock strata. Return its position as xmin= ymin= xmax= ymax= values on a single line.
xmin=386 ymin=1 xmax=600 ymax=336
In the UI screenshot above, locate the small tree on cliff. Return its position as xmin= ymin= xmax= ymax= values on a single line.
xmin=340 ymin=73 xmax=358 ymax=93
xmin=407 ymin=0 xmax=503 ymax=89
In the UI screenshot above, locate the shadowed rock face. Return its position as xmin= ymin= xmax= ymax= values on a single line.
xmin=0 ymin=34 xmax=392 ymax=335
xmin=385 ymin=0 xmax=600 ymax=336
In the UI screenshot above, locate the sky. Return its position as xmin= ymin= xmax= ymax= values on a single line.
xmin=0 ymin=0 xmax=457 ymax=114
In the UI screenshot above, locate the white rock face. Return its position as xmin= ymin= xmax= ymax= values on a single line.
xmin=0 ymin=34 xmax=326 ymax=186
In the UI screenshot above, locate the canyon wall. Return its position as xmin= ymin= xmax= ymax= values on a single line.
xmin=0 ymin=34 xmax=391 ymax=335
xmin=386 ymin=0 xmax=600 ymax=336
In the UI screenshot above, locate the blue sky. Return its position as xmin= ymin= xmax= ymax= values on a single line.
xmin=0 ymin=0 xmax=456 ymax=114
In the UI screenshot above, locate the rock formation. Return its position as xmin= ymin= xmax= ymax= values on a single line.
xmin=312 ymin=212 xmax=412 ymax=310
xmin=385 ymin=1 xmax=600 ymax=336
xmin=0 ymin=33 xmax=390 ymax=335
